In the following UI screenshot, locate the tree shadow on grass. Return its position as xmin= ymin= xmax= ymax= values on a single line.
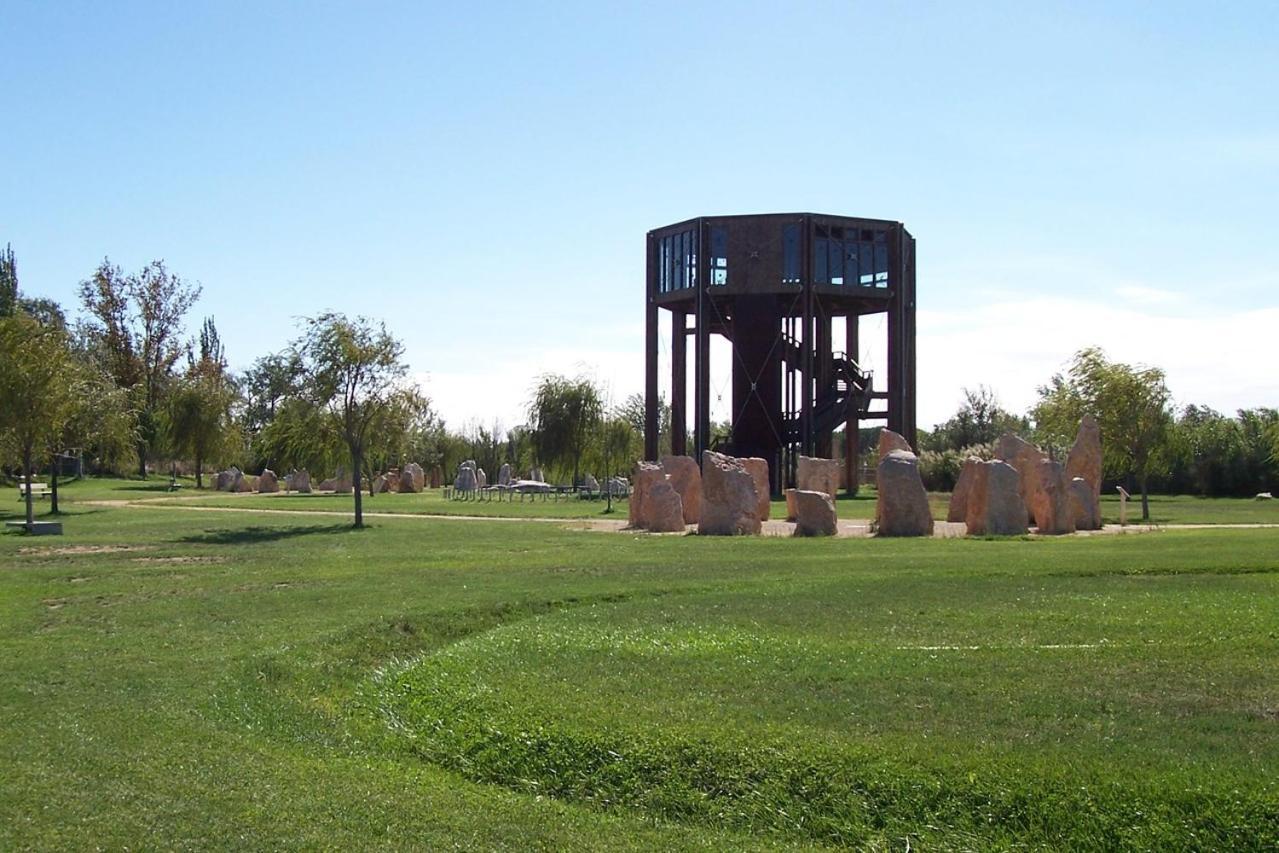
xmin=178 ymin=524 xmax=356 ymax=545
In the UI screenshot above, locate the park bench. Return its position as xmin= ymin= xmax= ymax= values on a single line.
xmin=16 ymin=482 xmax=50 ymax=500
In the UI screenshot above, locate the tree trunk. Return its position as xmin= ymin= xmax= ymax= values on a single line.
xmin=50 ymin=458 xmax=60 ymax=515
xmin=195 ymin=449 xmax=203 ymax=490
xmin=1140 ymin=473 xmax=1150 ymax=521
xmin=352 ymin=447 xmax=364 ymax=528
xmin=137 ymin=439 xmax=148 ymax=478
xmin=23 ymin=445 xmax=35 ymax=529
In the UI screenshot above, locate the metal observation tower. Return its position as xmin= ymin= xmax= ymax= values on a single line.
xmin=643 ymin=212 xmax=917 ymax=494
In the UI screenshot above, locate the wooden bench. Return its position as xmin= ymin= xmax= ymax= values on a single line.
xmin=17 ymin=482 xmax=50 ymax=500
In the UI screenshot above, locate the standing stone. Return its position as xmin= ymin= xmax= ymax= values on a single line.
xmin=400 ymin=467 xmax=421 ymax=493
xmin=258 ymin=469 xmax=280 ymax=494
xmin=235 ymin=474 xmax=255 ymax=493
xmin=660 ymin=455 xmax=702 ymax=524
xmin=498 ymin=463 xmax=513 ymax=487
xmin=1030 ymin=460 xmax=1075 ymax=535
xmin=875 ymin=450 xmax=933 ymax=537
xmin=530 ymin=467 xmax=544 ymax=483
xmin=965 ymin=460 xmax=1027 ymax=536
xmin=784 ymin=488 xmax=799 ymax=522
xmin=583 ymin=473 xmax=600 ymax=491
xmin=994 ymin=432 xmax=1046 ymax=522
xmin=1066 ymin=414 xmax=1102 ymax=519
xmin=286 ymin=469 xmax=311 ymax=493
xmin=476 ymin=468 xmax=487 ymax=488
xmin=404 ymin=462 xmax=426 ymax=492
xmin=645 ymin=481 xmax=686 ymax=533
xmin=454 ymin=465 xmax=478 ymax=492
xmin=429 ymin=466 xmax=442 ymax=489
xmin=797 ymin=455 xmax=841 ymax=499
xmin=606 ymin=476 xmax=629 ymax=497
xmin=332 ymin=471 xmax=353 ymax=494
xmin=699 ymin=451 xmax=762 ymax=536
xmin=877 ymin=429 xmax=912 ymax=460
xmin=214 ymin=467 xmax=240 ymax=491
xmin=371 ymin=475 xmax=390 ymax=494
xmin=947 ymin=457 xmax=982 ymax=522
xmin=629 ymin=461 xmax=666 ymax=529
xmin=1068 ymin=476 xmax=1102 ymax=530
xmin=741 ymin=457 xmax=771 ymax=521
xmin=793 ymin=489 xmax=837 ymax=537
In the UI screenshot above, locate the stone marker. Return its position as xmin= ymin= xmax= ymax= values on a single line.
xmin=1066 ymin=415 xmax=1102 ymax=502
xmin=947 ymin=457 xmax=982 ymax=522
xmin=258 ymin=469 xmax=279 ymax=494
xmin=498 ymin=463 xmax=512 ymax=487
xmin=796 ymin=455 xmax=841 ymax=499
xmin=741 ymin=457 xmax=771 ymax=520
xmin=784 ymin=488 xmax=799 ymax=522
xmin=660 ymin=455 xmax=702 ymax=524
xmin=454 ymin=464 xmax=478 ymax=492
xmin=793 ymin=489 xmax=837 ymax=537
xmin=875 ymin=449 xmax=933 ymax=537
xmin=286 ymin=469 xmax=311 ymax=493
xmin=699 ymin=451 xmax=762 ymax=536
xmin=629 ymin=461 xmax=666 ymax=529
xmin=1030 ymin=459 xmax=1075 ymax=535
xmin=965 ymin=460 xmax=1027 ymax=536
xmin=645 ymin=481 xmax=686 ymax=533
xmin=877 ymin=429 xmax=912 ymax=460
xmin=1068 ymin=476 xmax=1101 ymax=530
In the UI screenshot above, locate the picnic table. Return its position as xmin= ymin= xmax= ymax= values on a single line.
xmin=16 ymin=481 xmax=50 ymax=500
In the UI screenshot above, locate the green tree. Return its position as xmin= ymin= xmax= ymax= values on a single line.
xmin=292 ymin=313 xmax=407 ymax=528
xmin=528 ymin=373 xmax=604 ymax=486
xmin=167 ymin=369 xmax=238 ymax=489
xmin=0 ymin=315 xmax=79 ymax=529
xmin=926 ymin=385 xmax=1028 ymax=452
xmin=78 ymin=259 xmax=201 ymax=476
xmin=1033 ymin=347 xmax=1174 ymax=520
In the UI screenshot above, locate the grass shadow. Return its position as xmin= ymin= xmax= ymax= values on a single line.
xmin=179 ymin=524 xmax=355 ymax=545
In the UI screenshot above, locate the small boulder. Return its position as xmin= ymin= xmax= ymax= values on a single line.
xmin=965 ymin=460 xmax=1027 ymax=536
xmin=645 ymin=481 xmax=686 ymax=533
xmin=257 ymin=469 xmax=279 ymax=494
xmin=877 ymin=429 xmax=912 ymax=460
xmin=792 ymin=489 xmax=837 ymax=537
xmin=1030 ymin=460 xmax=1075 ymax=535
xmin=660 ymin=455 xmax=702 ymax=524
xmin=236 ymin=474 xmax=256 ymax=493
xmin=875 ymin=450 xmax=933 ymax=537
xmin=214 ymin=467 xmax=240 ymax=491
xmin=699 ymin=451 xmax=761 ymax=536
xmin=399 ymin=467 xmax=421 ymax=493
xmin=741 ymin=457 xmax=771 ymax=520
xmin=947 ymin=457 xmax=982 ymax=523
xmin=1068 ymin=476 xmax=1102 ymax=530
xmin=797 ymin=455 xmax=841 ymax=499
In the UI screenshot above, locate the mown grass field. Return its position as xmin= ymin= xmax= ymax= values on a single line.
xmin=3 ymin=491 xmax=1278 ymax=849
xmin=49 ymin=476 xmax=1279 ymax=526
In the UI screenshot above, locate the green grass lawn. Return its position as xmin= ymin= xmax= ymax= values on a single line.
xmin=36 ymin=476 xmax=1279 ymax=526
xmin=3 ymin=500 xmax=1278 ymax=849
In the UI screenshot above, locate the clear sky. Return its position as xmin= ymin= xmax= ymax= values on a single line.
xmin=4 ymin=1 xmax=1277 ymax=432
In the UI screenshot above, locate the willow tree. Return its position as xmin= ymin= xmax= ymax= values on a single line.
xmin=527 ymin=373 xmax=603 ymax=486
xmin=0 ymin=315 xmax=78 ymax=530
xmin=292 ymin=313 xmax=406 ymax=528
xmin=1033 ymin=346 xmax=1174 ymax=520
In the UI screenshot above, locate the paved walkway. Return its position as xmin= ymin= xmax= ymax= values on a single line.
xmin=80 ymin=500 xmax=1279 ymax=538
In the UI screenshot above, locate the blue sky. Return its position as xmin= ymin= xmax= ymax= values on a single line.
xmin=3 ymin=1 xmax=1277 ymax=430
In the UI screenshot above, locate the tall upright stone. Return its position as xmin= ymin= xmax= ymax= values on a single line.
xmin=877 ymin=429 xmax=912 ymax=460
xmin=257 ymin=469 xmax=280 ymax=494
xmin=947 ymin=457 xmax=982 ymax=522
xmin=792 ymin=489 xmax=837 ymax=537
xmin=660 ymin=455 xmax=702 ymax=524
xmin=645 ymin=481 xmax=686 ymax=533
xmin=994 ymin=432 xmax=1046 ymax=522
xmin=1066 ymin=414 xmax=1102 ymax=522
xmin=286 ymin=469 xmax=311 ymax=493
xmin=797 ymin=455 xmax=841 ymax=499
xmin=965 ymin=460 xmax=1027 ymax=536
xmin=1030 ymin=459 xmax=1075 ymax=535
xmin=497 ymin=463 xmax=513 ymax=487
xmin=875 ymin=450 xmax=934 ymax=537
xmin=629 ymin=461 xmax=666 ymax=529
xmin=741 ymin=457 xmax=771 ymax=521
xmin=699 ymin=451 xmax=762 ymax=536
xmin=1068 ymin=476 xmax=1102 ymax=531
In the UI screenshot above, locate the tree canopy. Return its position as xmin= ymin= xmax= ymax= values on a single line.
xmin=528 ymin=373 xmax=604 ymax=486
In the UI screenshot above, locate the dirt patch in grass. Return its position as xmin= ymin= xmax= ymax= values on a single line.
xmin=19 ymin=544 xmax=151 ymax=556
xmin=130 ymin=555 xmax=227 ymax=565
